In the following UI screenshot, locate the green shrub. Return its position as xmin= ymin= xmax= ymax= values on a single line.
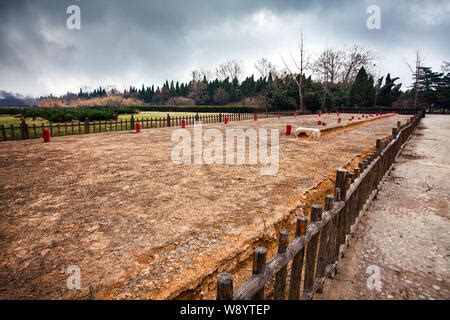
xmin=0 ymin=107 xmax=137 ymax=122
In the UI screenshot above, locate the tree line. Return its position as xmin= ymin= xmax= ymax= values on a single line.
xmin=36 ymin=42 xmax=448 ymax=113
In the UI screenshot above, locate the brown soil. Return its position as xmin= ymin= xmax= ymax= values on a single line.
xmin=0 ymin=113 xmax=408 ymax=299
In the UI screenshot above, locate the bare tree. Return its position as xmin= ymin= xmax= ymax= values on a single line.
xmin=281 ymin=29 xmax=311 ymax=113
xmin=216 ymin=60 xmax=244 ymax=81
xmin=313 ymin=48 xmax=345 ymax=84
xmin=441 ymin=61 xmax=450 ymax=75
xmin=340 ymin=45 xmax=375 ymax=84
xmin=191 ymin=69 xmax=213 ymax=82
xmin=405 ymin=51 xmax=425 ymax=108
xmin=254 ymin=58 xmax=278 ymax=79
xmin=312 ymin=48 xmax=345 ymax=111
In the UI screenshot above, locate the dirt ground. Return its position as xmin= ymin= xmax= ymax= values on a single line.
xmin=316 ymin=114 xmax=450 ymax=300
xmin=0 ymin=113 xmax=408 ymax=300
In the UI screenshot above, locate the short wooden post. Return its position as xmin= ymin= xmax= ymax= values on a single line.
xmin=392 ymin=127 xmax=397 ymax=139
xmin=253 ymin=247 xmax=267 ymax=300
xmin=303 ymin=205 xmax=322 ymax=298
xmin=84 ymin=117 xmax=90 ymax=134
xmin=20 ymin=117 xmax=29 ymax=140
xmin=335 ymin=169 xmax=348 ymax=200
xmin=216 ymin=273 xmax=233 ymax=300
xmin=130 ymin=115 xmax=135 ymax=130
xmin=274 ymin=230 xmax=289 ymax=300
xmin=354 ymin=167 xmax=360 ymax=178
xmin=334 ymin=187 xmax=341 ymax=202
xmin=1 ymin=124 xmax=6 ymax=141
xmin=325 ymin=195 xmax=334 ymax=211
xmin=349 ymin=172 xmax=355 ymax=183
xmin=288 ymin=216 xmax=307 ymax=300
xmin=376 ymin=138 xmax=383 ymax=155
xmin=358 ymin=162 xmax=364 ymax=173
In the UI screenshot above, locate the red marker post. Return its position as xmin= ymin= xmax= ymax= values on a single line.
xmin=43 ymin=129 xmax=50 ymax=143
xmin=337 ymin=118 xmax=341 ymax=123
xmin=285 ymin=124 xmax=292 ymax=136
xmin=136 ymin=123 xmax=141 ymax=133
xmin=322 ymin=122 xmax=327 ymax=126
xmin=254 ymin=114 xmax=258 ymax=121
xmin=181 ymin=119 xmax=186 ymax=128
xmin=224 ymin=116 xmax=228 ymax=125
xmin=317 ymin=120 xmax=322 ymax=125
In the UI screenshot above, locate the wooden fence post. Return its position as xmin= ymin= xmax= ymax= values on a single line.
xmin=326 ymin=194 xmax=339 ymax=278
xmin=252 ymin=247 xmax=267 ymax=300
xmin=20 ymin=117 xmax=29 ymax=140
xmin=316 ymin=195 xmax=335 ymax=290
xmin=274 ymin=230 xmax=289 ymax=300
xmin=335 ymin=168 xmax=348 ymax=258
xmin=217 ymin=273 xmax=233 ymax=300
xmin=84 ymin=117 xmax=90 ymax=134
xmin=130 ymin=115 xmax=135 ymax=130
xmin=354 ymin=167 xmax=360 ymax=178
xmin=1 ymin=124 xmax=6 ymax=141
xmin=303 ymin=204 xmax=322 ymax=298
xmin=376 ymin=138 xmax=383 ymax=156
xmin=335 ymin=168 xmax=348 ymax=200
xmin=288 ymin=216 xmax=307 ymax=300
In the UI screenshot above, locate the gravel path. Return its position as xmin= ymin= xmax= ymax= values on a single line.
xmin=317 ymin=115 xmax=450 ymax=300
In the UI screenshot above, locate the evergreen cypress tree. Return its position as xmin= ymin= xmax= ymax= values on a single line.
xmin=349 ymin=67 xmax=375 ymax=108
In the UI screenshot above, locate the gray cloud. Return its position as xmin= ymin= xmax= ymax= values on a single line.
xmin=0 ymin=0 xmax=448 ymax=96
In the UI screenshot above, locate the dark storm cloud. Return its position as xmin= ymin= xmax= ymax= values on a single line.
xmin=0 ymin=0 xmax=448 ymax=96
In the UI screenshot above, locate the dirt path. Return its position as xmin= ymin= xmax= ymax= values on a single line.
xmin=0 ymin=113 xmax=407 ymax=300
xmin=316 ymin=115 xmax=450 ymax=300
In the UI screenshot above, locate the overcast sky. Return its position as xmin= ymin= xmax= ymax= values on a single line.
xmin=0 ymin=0 xmax=449 ymax=97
